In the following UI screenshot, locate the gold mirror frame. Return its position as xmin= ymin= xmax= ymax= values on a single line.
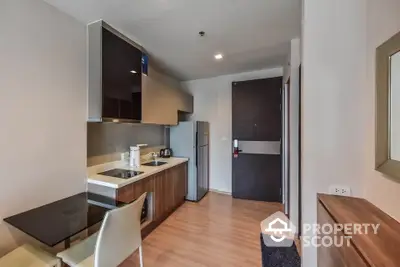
xmin=376 ymin=31 xmax=400 ymax=179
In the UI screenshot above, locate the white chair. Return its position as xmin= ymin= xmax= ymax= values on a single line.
xmin=0 ymin=244 xmax=60 ymax=267
xmin=57 ymin=192 xmax=147 ymax=267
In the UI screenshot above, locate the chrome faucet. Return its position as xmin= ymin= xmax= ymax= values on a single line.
xmin=151 ymin=152 xmax=158 ymax=163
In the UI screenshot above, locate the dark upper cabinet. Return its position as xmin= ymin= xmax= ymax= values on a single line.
xmin=101 ymin=27 xmax=142 ymax=121
xmin=88 ymin=20 xmax=192 ymax=125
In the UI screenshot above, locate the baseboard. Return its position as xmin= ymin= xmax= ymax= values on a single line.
xmin=209 ymin=188 xmax=232 ymax=196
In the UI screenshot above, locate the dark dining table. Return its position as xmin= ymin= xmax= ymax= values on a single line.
xmin=3 ymin=192 xmax=124 ymax=248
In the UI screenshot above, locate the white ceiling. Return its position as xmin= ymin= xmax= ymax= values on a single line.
xmin=44 ymin=0 xmax=301 ymax=81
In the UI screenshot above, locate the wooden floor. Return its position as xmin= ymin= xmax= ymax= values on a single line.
xmin=120 ymin=192 xmax=283 ymax=267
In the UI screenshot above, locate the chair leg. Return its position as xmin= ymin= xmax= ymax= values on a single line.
xmin=139 ymin=245 xmax=144 ymax=267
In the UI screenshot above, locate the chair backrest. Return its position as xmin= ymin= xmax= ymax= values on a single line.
xmin=94 ymin=192 xmax=147 ymax=267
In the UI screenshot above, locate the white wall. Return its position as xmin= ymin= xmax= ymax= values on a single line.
xmin=181 ymin=68 xmax=283 ymax=193
xmin=0 ymin=0 xmax=87 ymax=255
xmin=301 ymin=0 xmax=367 ymax=265
xmin=302 ymin=0 xmax=400 ymax=266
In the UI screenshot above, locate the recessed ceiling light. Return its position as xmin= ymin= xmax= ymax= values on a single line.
xmin=130 ymin=70 xmax=137 ymax=74
xmin=214 ymin=53 xmax=223 ymax=60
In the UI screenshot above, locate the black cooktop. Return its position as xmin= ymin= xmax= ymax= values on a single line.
xmin=98 ymin=169 xmax=144 ymax=179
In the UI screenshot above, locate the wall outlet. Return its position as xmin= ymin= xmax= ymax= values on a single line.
xmin=329 ymin=185 xmax=352 ymax=196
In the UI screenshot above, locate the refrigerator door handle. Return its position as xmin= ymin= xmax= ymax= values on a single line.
xmin=195 ymin=131 xmax=198 ymax=168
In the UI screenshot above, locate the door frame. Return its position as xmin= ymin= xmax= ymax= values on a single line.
xmin=283 ymin=79 xmax=290 ymax=215
xmin=298 ymin=65 xmax=302 ymax=236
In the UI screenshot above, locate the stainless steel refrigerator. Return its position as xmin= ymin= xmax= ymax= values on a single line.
xmin=170 ymin=121 xmax=209 ymax=202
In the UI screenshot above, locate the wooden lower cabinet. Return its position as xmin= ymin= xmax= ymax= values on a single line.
xmin=116 ymin=162 xmax=188 ymax=237
xmin=317 ymin=200 xmax=367 ymax=267
xmin=166 ymin=163 xmax=187 ymax=213
xmin=153 ymin=171 xmax=173 ymax=220
xmin=317 ymin=193 xmax=400 ymax=267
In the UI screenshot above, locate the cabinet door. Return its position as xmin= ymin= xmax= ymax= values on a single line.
xmin=153 ymin=172 xmax=163 ymax=221
xmin=176 ymin=164 xmax=187 ymax=203
xmin=171 ymin=167 xmax=180 ymax=208
xmin=141 ymin=68 xmax=179 ymax=125
xmin=132 ymin=176 xmax=154 ymax=200
xmin=116 ymin=177 xmax=154 ymax=204
xmin=116 ymin=184 xmax=134 ymax=204
xmin=317 ymin=202 xmax=368 ymax=267
xmin=154 ymin=171 xmax=168 ymax=221
xmin=176 ymin=90 xmax=193 ymax=113
xmin=165 ymin=169 xmax=176 ymax=213
xmin=168 ymin=164 xmax=187 ymax=208
xmin=183 ymin=163 xmax=188 ymax=196
xmin=102 ymin=27 xmax=142 ymax=120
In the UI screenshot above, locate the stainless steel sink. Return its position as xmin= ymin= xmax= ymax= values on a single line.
xmin=142 ymin=161 xmax=168 ymax=167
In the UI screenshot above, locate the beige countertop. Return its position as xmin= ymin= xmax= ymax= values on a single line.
xmin=87 ymin=157 xmax=189 ymax=189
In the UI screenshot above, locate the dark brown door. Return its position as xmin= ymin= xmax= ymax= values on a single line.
xmin=232 ymin=77 xmax=282 ymax=202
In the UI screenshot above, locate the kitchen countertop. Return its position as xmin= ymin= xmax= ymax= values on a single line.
xmin=87 ymin=157 xmax=189 ymax=189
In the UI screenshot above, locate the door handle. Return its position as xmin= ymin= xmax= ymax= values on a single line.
xmin=233 ymin=139 xmax=241 ymax=157
xmin=233 ymin=141 xmax=280 ymax=155
xmin=196 ymin=132 xmax=198 ymax=167
xmin=233 ymin=140 xmax=242 ymax=151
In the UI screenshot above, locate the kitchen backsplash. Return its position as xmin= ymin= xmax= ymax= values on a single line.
xmin=87 ymin=122 xmax=168 ymax=166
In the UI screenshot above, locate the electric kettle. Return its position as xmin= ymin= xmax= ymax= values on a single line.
xmin=160 ymin=148 xmax=172 ymax=158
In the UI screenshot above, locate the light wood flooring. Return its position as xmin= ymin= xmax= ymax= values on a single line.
xmin=120 ymin=192 xmax=284 ymax=267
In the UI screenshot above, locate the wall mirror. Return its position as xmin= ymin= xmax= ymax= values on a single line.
xmin=376 ymin=31 xmax=400 ymax=179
